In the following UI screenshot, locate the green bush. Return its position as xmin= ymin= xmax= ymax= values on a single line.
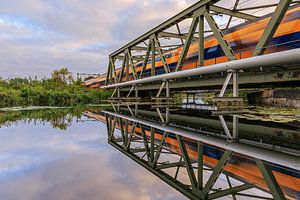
xmin=0 ymin=74 xmax=111 ymax=108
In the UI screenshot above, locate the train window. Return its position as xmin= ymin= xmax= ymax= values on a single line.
xmin=207 ymin=45 xmax=218 ymax=53
xmin=165 ymin=54 xmax=171 ymax=58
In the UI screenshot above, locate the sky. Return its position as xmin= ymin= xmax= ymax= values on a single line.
xmin=0 ymin=0 xmax=202 ymax=78
xmin=0 ymin=0 xmax=279 ymax=79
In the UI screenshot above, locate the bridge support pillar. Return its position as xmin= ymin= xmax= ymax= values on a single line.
xmin=233 ymin=71 xmax=239 ymax=97
xmin=232 ymin=71 xmax=239 ymax=140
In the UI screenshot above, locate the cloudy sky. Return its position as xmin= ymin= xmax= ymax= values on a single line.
xmin=0 ymin=0 xmax=205 ymax=78
xmin=0 ymin=0 xmax=280 ymax=79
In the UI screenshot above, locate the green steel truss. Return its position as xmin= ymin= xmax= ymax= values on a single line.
xmin=104 ymin=0 xmax=300 ymax=105
xmin=105 ymin=0 xmax=299 ymax=88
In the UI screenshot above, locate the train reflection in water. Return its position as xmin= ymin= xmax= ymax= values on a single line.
xmin=85 ymin=106 xmax=300 ymax=200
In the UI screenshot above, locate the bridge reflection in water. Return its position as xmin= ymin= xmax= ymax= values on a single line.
xmin=85 ymin=105 xmax=300 ymax=200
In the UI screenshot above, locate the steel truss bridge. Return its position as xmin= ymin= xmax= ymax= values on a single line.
xmin=96 ymin=1 xmax=300 ymax=199
xmin=87 ymin=107 xmax=300 ymax=200
xmin=103 ymin=0 xmax=300 ymax=103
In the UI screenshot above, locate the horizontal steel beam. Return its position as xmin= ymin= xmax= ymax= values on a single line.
xmin=131 ymin=46 xmax=148 ymax=51
xmin=115 ymin=55 xmax=145 ymax=60
xmin=103 ymin=110 xmax=300 ymax=170
xmin=118 ymin=68 xmax=300 ymax=91
xmin=103 ymin=48 xmax=300 ymax=89
xmin=159 ymin=32 xmax=199 ymax=40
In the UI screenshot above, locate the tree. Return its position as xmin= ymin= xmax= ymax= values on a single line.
xmin=51 ymin=68 xmax=73 ymax=84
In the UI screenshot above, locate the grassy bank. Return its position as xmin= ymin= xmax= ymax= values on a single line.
xmin=0 ymin=68 xmax=111 ymax=108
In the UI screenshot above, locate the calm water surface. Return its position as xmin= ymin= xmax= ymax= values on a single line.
xmin=0 ymin=107 xmax=299 ymax=200
xmin=0 ymin=108 xmax=186 ymax=200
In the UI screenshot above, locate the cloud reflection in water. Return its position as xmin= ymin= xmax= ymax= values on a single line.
xmin=0 ymin=116 xmax=185 ymax=200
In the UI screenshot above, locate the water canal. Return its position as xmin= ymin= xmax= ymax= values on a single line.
xmin=0 ymin=106 xmax=299 ymax=200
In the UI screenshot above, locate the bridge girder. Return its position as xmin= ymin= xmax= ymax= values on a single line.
xmin=104 ymin=0 xmax=299 ymax=102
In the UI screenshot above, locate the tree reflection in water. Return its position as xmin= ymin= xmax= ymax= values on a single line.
xmin=0 ymin=107 xmax=101 ymax=130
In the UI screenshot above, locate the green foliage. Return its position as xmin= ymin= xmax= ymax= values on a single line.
xmin=0 ymin=68 xmax=111 ymax=108
xmin=51 ymin=68 xmax=73 ymax=84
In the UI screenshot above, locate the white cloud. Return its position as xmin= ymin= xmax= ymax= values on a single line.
xmin=0 ymin=0 xmax=279 ymax=78
xmin=0 ymin=0 xmax=201 ymax=78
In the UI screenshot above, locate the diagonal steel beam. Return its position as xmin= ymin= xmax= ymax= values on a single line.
xmin=118 ymin=118 xmax=126 ymax=144
xmin=219 ymin=72 xmax=233 ymax=97
xmin=127 ymin=104 xmax=135 ymax=116
xmin=256 ymin=159 xmax=286 ymax=200
xmin=176 ymin=24 xmax=184 ymax=45
xmin=156 ymin=108 xmax=166 ymax=124
xmin=153 ymin=36 xmax=170 ymax=73
xmin=174 ymin=156 xmax=183 ymax=180
xmin=226 ymin=175 xmax=237 ymax=200
xmin=118 ymin=54 xmax=127 ymax=82
xmin=108 ymin=116 xmax=117 ymax=141
xmin=156 ymin=81 xmax=166 ymax=97
xmin=127 ymin=85 xmax=135 ymax=97
xmin=105 ymin=60 xmax=111 ymax=86
xmin=175 ymin=16 xmax=199 ymax=71
xmin=127 ymin=49 xmax=137 ymax=79
xmin=225 ymin=0 xmax=240 ymax=29
xmin=208 ymin=183 xmax=252 ymax=199
xmin=203 ymin=150 xmax=234 ymax=196
xmin=176 ymin=135 xmax=198 ymax=189
xmin=139 ymin=39 xmax=152 ymax=79
xmin=153 ymin=131 xmax=169 ymax=167
xmin=252 ymin=0 xmax=292 ymax=56
xmin=141 ymin=127 xmax=151 ymax=163
xmin=125 ymin=123 xmax=136 ymax=151
xmin=105 ymin=114 xmax=111 ymax=138
xmin=219 ymin=115 xmax=233 ymax=139
xmin=151 ymin=36 xmax=156 ymax=76
xmin=110 ymin=57 xmax=118 ymax=83
xmin=204 ymin=10 xmax=236 ymax=61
